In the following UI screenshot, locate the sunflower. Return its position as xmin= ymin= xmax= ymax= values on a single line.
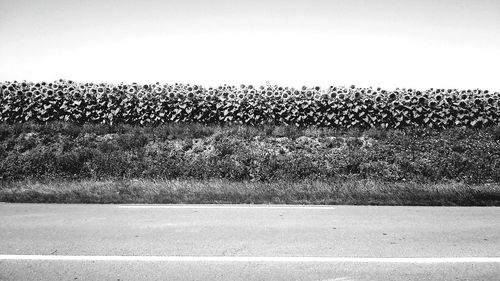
xmin=154 ymin=87 xmax=163 ymax=94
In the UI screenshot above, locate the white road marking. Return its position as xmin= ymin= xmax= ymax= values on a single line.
xmin=320 ymin=277 xmax=356 ymax=281
xmin=1 ymin=255 xmax=499 ymax=263
xmin=119 ymin=205 xmax=336 ymax=210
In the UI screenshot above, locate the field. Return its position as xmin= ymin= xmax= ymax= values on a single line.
xmin=2 ymin=80 xmax=500 ymax=128
xmin=1 ymin=81 xmax=500 ymax=205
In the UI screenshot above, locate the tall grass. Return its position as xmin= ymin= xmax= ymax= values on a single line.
xmin=1 ymin=179 xmax=499 ymax=206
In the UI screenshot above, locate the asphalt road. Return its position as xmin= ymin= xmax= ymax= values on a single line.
xmin=0 ymin=204 xmax=499 ymax=280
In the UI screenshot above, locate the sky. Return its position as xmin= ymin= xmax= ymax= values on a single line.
xmin=1 ymin=0 xmax=499 ymax=90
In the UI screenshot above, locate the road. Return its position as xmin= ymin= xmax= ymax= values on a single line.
xmin=0 ymin=204 xmax=499 ymax=280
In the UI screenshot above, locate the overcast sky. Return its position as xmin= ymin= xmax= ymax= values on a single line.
xmin=1 ymin=0 xmax=499 ymax=90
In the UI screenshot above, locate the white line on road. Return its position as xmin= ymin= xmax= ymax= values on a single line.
xmin=119 ymin=205 xmax=336 ymax=210
xmin=1 ymin=255 xmax=500 ymax=263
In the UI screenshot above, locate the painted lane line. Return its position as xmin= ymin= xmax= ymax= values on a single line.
xmin=119 ymin=205 xmax=336 ymax=210
xmin=1 ymin=255 xmax=500 ymax=263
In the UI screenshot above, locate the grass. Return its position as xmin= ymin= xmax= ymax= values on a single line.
xmin=1 ymin=179 xmax=499 ymax=206
xmin=1 ymin=122 xmax=500 ymax=206
xmin=1 ymin=122 xmax=500 ymax=184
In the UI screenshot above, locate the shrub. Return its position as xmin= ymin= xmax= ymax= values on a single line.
xmin=493 ymin=125 xmax=500 ymax=141
xmin=0 ymin=122 xmax=499 ymax=183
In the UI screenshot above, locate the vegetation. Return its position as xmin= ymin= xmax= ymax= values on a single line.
xmin=2 ymin=80 xmax=499 ymax=205
xmin=1 ymin=179 xmax=499 ymax=206
xmin=1 ymin=122 xmax=499 ymax=185
xmin=2 ymin=80 xmax=499 ymax=128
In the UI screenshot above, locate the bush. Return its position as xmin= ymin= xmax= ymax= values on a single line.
xmin=493 ymin=125 xmax=500 ymax=141
xmin=0 ymin=122 xmax=499 ymax=183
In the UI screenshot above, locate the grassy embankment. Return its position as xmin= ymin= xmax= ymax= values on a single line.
xmin=1 ymin=122 xmax=500 ymax=205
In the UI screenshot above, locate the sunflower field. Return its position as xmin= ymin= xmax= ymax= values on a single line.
xmin=1 ymin=80 xmax=499 ymax=128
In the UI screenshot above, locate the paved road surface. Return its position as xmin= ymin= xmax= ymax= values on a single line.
xmin=0 ymin=204 xmax=499 ymax=280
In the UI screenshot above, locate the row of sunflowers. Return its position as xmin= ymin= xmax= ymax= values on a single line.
xmin=1 ymin=80 xmax=499 ymax=128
